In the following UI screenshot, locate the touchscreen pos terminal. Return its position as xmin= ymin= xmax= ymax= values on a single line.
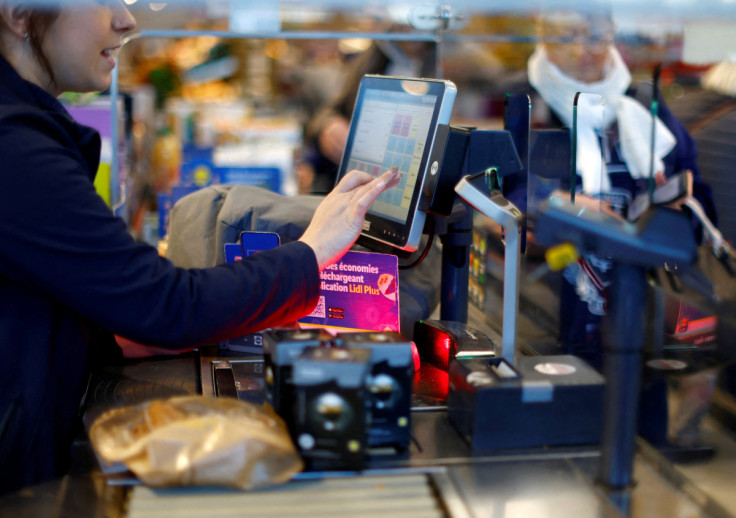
xmin=334 ymin=75 xmax=457 ymax=252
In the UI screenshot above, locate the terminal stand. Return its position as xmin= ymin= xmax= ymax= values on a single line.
xmin=431 ymin=128 xmax=523 ymax=339
xmin=534 ymin=197 xmax=698 ymax=494
xmin=454 ymin=171 xmax=523 ymax=363
xmin=601 ymin=263 xmax=648 ymax=490
xmin=437 ymin=206 xmax=473 ymax=324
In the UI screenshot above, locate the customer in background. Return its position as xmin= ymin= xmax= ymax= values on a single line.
xmin=510 ymin=8 xmax=719 ymax=460
xmin=0 ymin=0 xmax=400 ymax=494
xmin=303 ymin=39 xmax=436 ymax=193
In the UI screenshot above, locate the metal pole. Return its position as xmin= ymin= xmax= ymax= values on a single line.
xmin=500 ymin=219 xmax=521 ymax=363
xmin=598 ymin=262 xmax=647 ymax=489
xmin=440 ymin=206 xmax=472 ymax=323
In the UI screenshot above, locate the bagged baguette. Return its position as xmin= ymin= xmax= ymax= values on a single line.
xmin=89 ymin=395 xmax=303 ymax=489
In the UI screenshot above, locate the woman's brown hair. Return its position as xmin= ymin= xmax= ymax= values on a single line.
xmin=0 ymin=5 xmax=60 ymax=86
xmin=26 ymin=7 xmax=61 ymax=87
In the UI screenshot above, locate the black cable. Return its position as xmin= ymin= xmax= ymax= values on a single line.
xmin=399 ymin=218 xmax=435 ymax=270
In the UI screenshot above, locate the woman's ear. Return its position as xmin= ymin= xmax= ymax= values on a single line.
xmin=0 ymin=5 xmax=31 ymax=40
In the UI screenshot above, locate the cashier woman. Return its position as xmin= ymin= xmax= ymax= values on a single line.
xmin=0 ymin=1 xmax=400 ymax=494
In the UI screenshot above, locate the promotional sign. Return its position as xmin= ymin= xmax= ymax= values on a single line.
xmin=299 ymin=250 xmax=400 ymax=333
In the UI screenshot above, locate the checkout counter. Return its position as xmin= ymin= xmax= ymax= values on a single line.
xmin=3 ymin=121 xmax=736 ymax=518
xmin=2 ymin=284 xmax=732 ymax=517
xmin=3 ymin=3 xmax=736 ymax=516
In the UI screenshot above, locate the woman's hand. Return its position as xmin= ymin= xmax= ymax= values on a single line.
xmin=116 ymin=335 xmax=195 ymax=359
xmin=299 ymin=167 xmax=401 ymax=270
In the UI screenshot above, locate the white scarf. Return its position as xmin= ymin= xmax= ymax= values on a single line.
xmin=528 ymin=46 xmax=676 ymax=194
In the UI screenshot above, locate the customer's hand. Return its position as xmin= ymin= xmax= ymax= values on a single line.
xmin=551 ymin=189 xmax=624 ymax=220
xmin=300 ymin=167 xmax=401 ymax=270
xmin=659 ymin=170 xmax=693 ymax=211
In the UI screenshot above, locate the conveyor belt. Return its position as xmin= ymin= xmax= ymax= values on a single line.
xmin=127 ymin=473 xmax=450 ymax=518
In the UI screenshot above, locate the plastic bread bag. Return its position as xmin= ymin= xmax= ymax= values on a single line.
xmin=89 ymin=395 xmax=303 ymax=489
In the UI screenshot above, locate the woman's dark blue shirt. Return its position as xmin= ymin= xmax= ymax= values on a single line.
xmin=0 ymin=56 xmax=320 ymax=494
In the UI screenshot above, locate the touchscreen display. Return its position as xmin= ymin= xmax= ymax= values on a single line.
xmin=337 ymin=75 xmax=456 ymax=252
xmin=345 ymin=88 xmax=437 ymax=224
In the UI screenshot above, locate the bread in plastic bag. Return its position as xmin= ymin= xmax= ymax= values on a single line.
xmin=89 ymin=395 xmax=303 ymax=489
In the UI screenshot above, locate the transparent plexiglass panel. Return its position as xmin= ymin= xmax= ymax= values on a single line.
xmin=503 ymin=93 xmax=530 ymax=213
xmin=95 ymin=0 xmax=736 ymax=248
xmin=114 ymin=1 xmax=735 ymax=35
xmin=526 ymin=128 xmax=570 ymax=220
xmin=571 ymin=92 xmax=606 ymax=211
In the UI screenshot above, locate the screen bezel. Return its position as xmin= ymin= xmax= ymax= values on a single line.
xmin=335 ymin=74 xmax=456 ymax=252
